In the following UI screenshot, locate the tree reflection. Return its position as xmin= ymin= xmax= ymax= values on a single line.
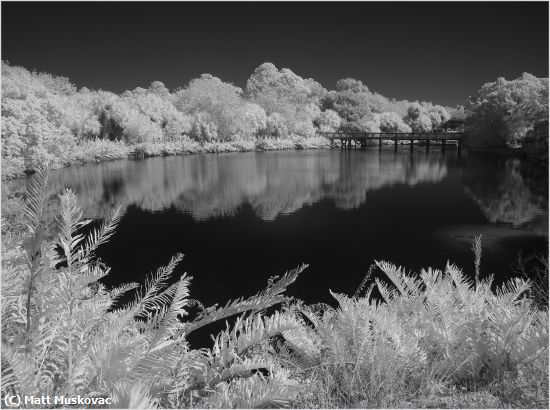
xmin=9 ymin=151 xmax=450 ymax=221
xmin=462 ymin=156 xmax=547 ymax=232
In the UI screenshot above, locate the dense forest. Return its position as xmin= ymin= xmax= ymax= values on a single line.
xmin=3 ymin=61 xmax=546 ymax=178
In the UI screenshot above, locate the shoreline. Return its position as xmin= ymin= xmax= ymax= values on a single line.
xmin=2 ymin=136 xmax=334 ymax=181
xmin=4 ymin=137 xmax=544 ymax=182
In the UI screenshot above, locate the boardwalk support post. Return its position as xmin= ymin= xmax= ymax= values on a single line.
xmin=321 ymin=131 xmax=464 ymax=155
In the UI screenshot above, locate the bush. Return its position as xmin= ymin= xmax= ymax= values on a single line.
xmin=66 ymin=139 xmax=131 ymax=165
xmin=315 ymin=109 xmax=342 ymax=133
xmin=293 ymin=136 xmax=331 ymax=149
xmin=289 ymin=260 xmax=548 ymax=408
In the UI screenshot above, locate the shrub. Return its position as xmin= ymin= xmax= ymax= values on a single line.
xmin=66 ymin=139 xmax=131 ymax=165
xmin=189 ymin=113 xmax=219 ymax=142
xmin=293 ymin=121 xmax=317 ymax=138
xmin=263 ymin=113 xmax=289 ymax=139
xmin=288 ymin=261 xmax=549 ymax=408
xmin=293 ymin=136 xmax=331 ymax=149
xmin=315 ymin=109 xmax=342 ymax=133
xmin=164 ymin=113 xmax=193 ymax=141
xmin=230 ymin=138 xmax=256 ymax=152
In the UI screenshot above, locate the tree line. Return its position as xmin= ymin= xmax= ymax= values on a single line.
xmin=1 ymin=61 xmax=547 ymax=177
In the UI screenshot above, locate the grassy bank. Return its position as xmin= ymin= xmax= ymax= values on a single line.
xmin=1 ymin=170 xmax=548 ymax=409
xmin=2 ymin=136 xmax=333 ymax=180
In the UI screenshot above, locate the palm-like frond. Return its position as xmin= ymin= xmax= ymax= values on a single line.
xmin=182 ymin=264 xmax=307 ymax=336
xmin=135 ymin=253 xmax=184 ymax=318
xmin=110 ymin=381 xmax=158 ymax=409
xmin=55 ymin=189 xmax=91 ymax=268
xmin=212 ymin=312 xmax=303 ymax=366
xmin=22 ymin=167 xmax=49 ymax=229
xmin=1 ymin=344 xmax=41 ymax=397
xmin=146 ymin=274 xmax=191 ymax=353
xmin=81 ymin=206 xmax=122 ymax=263
xmin=204 ymin=371 xmax=299 ymax=409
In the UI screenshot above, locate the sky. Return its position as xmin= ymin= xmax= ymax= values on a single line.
xmin=2 ymin=2 xmax=548 ymax=107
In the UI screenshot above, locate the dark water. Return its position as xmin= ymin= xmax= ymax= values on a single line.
xmin=6 ymin=149 xmax=548 ymax=321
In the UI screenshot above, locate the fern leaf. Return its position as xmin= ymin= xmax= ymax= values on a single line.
xmin=1 ymin=344 xmax=41 ymax=397
xmin=81 ymin=206 xmax=122 ymax=263
xmin=135 ymin=253 xmax=184 ymax=318
xmin=146 ymin=274 xmax=191 ymax=353
xmin=110 ymin=381 xmax=157 ymax=409
xmin=183 ymin=265 xmax=306 ymax=336
xmin=22 ymin=167 xmax=49 ymax=228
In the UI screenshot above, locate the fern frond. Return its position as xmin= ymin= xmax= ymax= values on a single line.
xmin=54 ymin=189 xmax=91 ymax=267
xmin=110 ymin=381 xmax=157 ymax=409
xmin=22 ymin=167 xmax=49 ymax=228
xmin=212 ymin=312 xmax=303 ymax=366
xmin=374 ymin=278 xmax=398 ymax=303
xmin=496 ymin=277 xmax=531 ymax=305
xmin=420 ymin=266 xmax=443 ymax=292
xmin=81 ymin=206 xmax=122 ymax=263
xmin=376 ymin=260 xmax=424 ymax=298
xmin=205 ymin=372 xmax=299 ymax=409
xmin=182 ymin=265 xmax=307 ymax=336
xmin=1 ymin=344 xmax=41 ymax=397
xmin=109 ymin=283 xmax=139 ymax=305
xmin=135 ymin=253 xmax=184 ymax=318
xmin=354 ymin=264 xmax=376 ymax=298
xmin=445 ymin=262 xmax=474 ymax=305
xmin=146 ymin=274 xmax=191 ymax=353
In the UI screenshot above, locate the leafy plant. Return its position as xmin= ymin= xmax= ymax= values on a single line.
xmin=1 ymin=173 xmax=307 ymax=408
xmin=288 ymin=260 xmax=549 ymax=408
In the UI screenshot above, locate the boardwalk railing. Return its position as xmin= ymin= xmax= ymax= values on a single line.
xmin=318 ymin=131 xmax=465 ymax=153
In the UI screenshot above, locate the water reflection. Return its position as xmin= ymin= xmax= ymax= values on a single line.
xmin=461 ymin=156 xmax=548 ymax=232
xmin=3 ymin=149 xmax=547 ymax=318
xmin=14 ymin=150 xmax=451 ymax=221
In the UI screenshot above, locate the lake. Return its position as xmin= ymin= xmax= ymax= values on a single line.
xmin=6 ymin=148 xmax=548 ymax=337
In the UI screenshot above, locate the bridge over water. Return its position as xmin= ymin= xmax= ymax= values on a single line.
xmin=319 ymin=132 xmax=465 ymax=154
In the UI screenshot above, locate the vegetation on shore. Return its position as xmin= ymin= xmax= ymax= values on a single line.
xmin=0 ymin=62 xmax=450 ymax=179
xmin=2 ymin=61 xmax=547 ymax=179
xmin=1 ymin=171 xmax=547 ymax=408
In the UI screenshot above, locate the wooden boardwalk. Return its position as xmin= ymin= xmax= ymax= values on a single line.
xmin=319 ymin=132 xmax=465 ymax=154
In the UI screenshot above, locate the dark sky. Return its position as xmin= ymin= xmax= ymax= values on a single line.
xmin=2 ymin=2 xmax=548 ymax=107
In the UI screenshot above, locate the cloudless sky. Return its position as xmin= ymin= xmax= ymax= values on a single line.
xmin=2 ymin=2 xmax=548 ymax=107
